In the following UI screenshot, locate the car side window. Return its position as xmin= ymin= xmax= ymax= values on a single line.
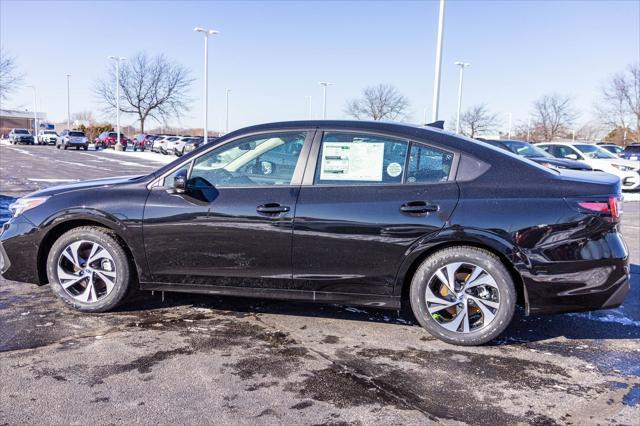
xmin=407 ymin=143 xmax=454 ymax=183
xmin=556 ymin=146 xmax=582 ymax=159
xmin=189 ymin=132 xmax=307 ymax=187
xmin=314 ymin=132 xmax=408 ymax=185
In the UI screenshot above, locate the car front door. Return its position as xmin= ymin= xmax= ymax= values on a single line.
xmin=143 ymin=129 xmax=314 ymax=289
xmin=291 ymin=130 xmax=460 ymax=298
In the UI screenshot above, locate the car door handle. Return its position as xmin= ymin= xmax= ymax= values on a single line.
xmin=256 ymin=203 xmax=290 ymax=214
xmin=400 ymin=201 xmax=439 ymax=214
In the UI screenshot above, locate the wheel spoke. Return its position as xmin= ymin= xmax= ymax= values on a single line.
xmin=87 ymin=243 xmax=100 ymax=263
xmin=470 ymin=296 xmax=499 ymax=310
xmin=59 ymin=273 xmax=88 ymax=289
xmin=68 ymin=241 xmax=85 ymax=267
xmin=95 ymin=271 xmax=115 ymax=294
xmin=470 ymin=296 xmax=497 ymax=323
xmin=441 ymin=306 xmax=467 ymax=332
xmin=464 ymin=273 xmax=497 ymax=291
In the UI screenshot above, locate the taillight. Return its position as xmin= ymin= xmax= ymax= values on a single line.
xmin=577 ymin=196 xmax=622 ymax=220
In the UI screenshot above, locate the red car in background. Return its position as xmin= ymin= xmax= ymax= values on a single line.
xmin=95 ymin=131 xmax=128 ymax=150
xmin=132 ymin=133 xmax=156 ymax=151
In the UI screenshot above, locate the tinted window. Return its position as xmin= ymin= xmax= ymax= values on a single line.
xmin=407 ymin=143 xmax=454 ymax=183
xmin=554 ymin=145 xmax=582 ymax=159
xmin=15 ymin=129 xmax=29 ymax=134
xmin=69 ymin=131 xmax=85 ymax=137
xmin=575 ymin=144 xmax=616 ymax=159
xmin=314 ymin=132 xmax=407 ymax=185
xmin=190 ymin=132 xmax=306 ymax=187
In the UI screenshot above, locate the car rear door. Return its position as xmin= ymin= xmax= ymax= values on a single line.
xmin=291 ymin=129 xmax=460 ymax=297
xmin=142 ymin=129 xmax=314 ymax=289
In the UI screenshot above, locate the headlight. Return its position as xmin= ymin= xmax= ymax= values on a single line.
xmin=612 ymin=164 xmax=634 ymax=172
xmin=9 ymin=197 xmax=49 ymax=218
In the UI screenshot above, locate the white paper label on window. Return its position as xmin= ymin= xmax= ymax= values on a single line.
xmin=320 ymin=142 xmax=385 ymax=181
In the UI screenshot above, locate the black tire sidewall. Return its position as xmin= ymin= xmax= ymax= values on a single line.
xmin=410 ymin=247 xmax=516 ymax=346
xmin=46 ymin=227 xmax=131 ymax=313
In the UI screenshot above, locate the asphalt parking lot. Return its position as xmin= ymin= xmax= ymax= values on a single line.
xmin=1 ymin=143 xmax=639 ymax=425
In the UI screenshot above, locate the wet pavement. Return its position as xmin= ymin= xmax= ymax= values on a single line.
xmin=1 ymin=143 xmax=639 ymax=425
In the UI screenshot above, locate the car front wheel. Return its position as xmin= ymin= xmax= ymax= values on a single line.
xmin=46 ymin=226 xmax=134 ymax=312
xmin=409 ymin=246 xmax=516 ymax=346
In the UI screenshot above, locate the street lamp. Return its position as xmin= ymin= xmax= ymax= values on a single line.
xmin=431 ymin=0 xmax=446 ymax=121
xmin=65 ymin=74 xmax=71 ymax=130
xmin=319 ymin=82 xmax=333 ymax=119
xmin=454 ymin=61 xmax=470 ymax=133
xmin=108 ymin=56 xmax=127 ymax=151
xmin=507 ymin=112 xmax=512 ymax=139
xmin=26 ymin=85 xmax=37 ymax=139
xmin=194 ymin=27 xmax=219 ymax=144
xmin=225 ymin=88 xmax=231 ymax=134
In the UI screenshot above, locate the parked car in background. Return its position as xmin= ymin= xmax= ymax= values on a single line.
xmin=37 ymin=130 xmax=59 ymax=145
xmin=172 ymin=136 xmax=201 ymax=156
xmin=538 ymin=142 xmax=639 ymax=191
xmin=622 ymin=144 xmax=640 ymax=161
xmin=9 ymin=128 xmax=35 ymax=145
xmin=159 ymin=136 xmax=180 ymax=155
xmin=57 ymin=130 xmax=88 ymax=150
xmin=95 ymin=132 xmax=128 ymax=150
xmin=132 ymin=134 xmax=153 ymax=151
xmin=0 ymin=120 xmax=629 ymax=346
xmin=598 ymin=143 xmax=625 ymax=157
xmin=182 ymin=137 xmax=205 ymax=155
xmin=480 ymin=139 xmax=592 ymax=171
xmin=151 ymin=135 xmax=169 ymax=153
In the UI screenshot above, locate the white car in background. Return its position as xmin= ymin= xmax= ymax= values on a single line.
xmin=538 ymin=142 xmax=640 ymax=191
xmin=37 ymin=130 xmax=59 ymax=145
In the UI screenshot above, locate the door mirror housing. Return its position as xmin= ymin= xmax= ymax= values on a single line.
xmin=174 ymin=172 xmax=187 ymax=193
xmin=565 ymin=153 xmax=578 ymax=160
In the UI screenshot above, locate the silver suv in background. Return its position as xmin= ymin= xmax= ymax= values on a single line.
xmin=37 ymin=130 xmax=59 ymax=145
xmin=57 ymin=130 xmax=89 ymax=151
xmin=9 ymin=128 xmax=35 ymax=145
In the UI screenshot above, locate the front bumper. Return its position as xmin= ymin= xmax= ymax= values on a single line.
xmin=0 ymin=215 xmax=41 ymax=284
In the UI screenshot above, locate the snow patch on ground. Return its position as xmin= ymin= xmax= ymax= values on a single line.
xmin=568 ymin=310 xmax=640 ymax=327
xmin=623 ymin=192 xmax=640 ymax=202
xmin=99 ymin=148 xmax=176 ymax=165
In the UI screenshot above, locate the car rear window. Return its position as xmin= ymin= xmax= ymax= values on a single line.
xmin=15 ymin=129 xmax=29 ymax=134
xmin=69 ymin=131 xmax=85 ymax=137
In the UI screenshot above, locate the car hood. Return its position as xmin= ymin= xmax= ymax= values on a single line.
xmin=591 ymin=158 xmax=639 ymax=170
xmin=24 ymin=175 xmax=146 ymax=198
xmin=528 ymin=157 xmax=592 ymax=170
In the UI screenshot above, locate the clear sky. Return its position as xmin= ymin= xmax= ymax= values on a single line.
xmin=1 ymin=0 xmax=638 ymax=133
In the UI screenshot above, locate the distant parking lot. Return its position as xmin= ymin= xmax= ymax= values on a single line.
xmin=0 ymin=142 xmax=639 ymax=424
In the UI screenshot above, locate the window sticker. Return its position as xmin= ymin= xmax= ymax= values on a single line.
xmin=320 ymin=142 xmax=385 ymax=181
xmin=386 ymin=162 xmax=403 ymax=177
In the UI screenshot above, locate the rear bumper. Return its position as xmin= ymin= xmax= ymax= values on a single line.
xmin=521 ymin=232 xmax=630 ymax=315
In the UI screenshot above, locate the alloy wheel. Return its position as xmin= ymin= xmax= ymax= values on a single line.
xmin=57 ymin=240 xmax=117 ymax=303
xmin=425 ymin=262 xmax=500 ymax=333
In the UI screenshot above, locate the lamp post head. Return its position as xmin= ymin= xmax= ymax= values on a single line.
xmin=454 ymin=61 xmax=471 ymax=68
xmin=194 ymin=27 xmax=219 ymax=36
xmin=319 ymin=82 xmax=334 ymax=87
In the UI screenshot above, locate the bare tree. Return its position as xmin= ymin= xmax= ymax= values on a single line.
xmin=94 ymin=52 xmax=193 ymax=133
xmin=531 ymin=94 xmax=577 ymax=141
xmin=453 ymin=104 xmax=501 ymax=138
xmin=71 ymin=110 xmax=96 ymax=125
xmin=345 ymin=84 xmax=410 ymax=121
xmin=0 ymin=47 xmax=24 ymax=102
xmin=596 ymin=63 xmax=639 ymax=144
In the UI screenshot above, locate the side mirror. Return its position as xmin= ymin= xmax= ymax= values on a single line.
xmin=261 ymin=160 xmax=275 ymax=175
xmin=174 ymin=172 xmax=187 ymax=193
xmin=566 ymin=153 xmax=578 ymax=160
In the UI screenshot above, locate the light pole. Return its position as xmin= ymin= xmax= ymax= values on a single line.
xmin=507 ymin=112 xmax=512 ymax=139
xmin=305 ymin=96 xmax=312 ymax=119
xmin=194 ymin=27 xmax=220 ymax=144
xmin=319 ymin=82 xmax=333 ymax=119
xmin=26 ymin=85 xmax=37 ymax=139
xmin=225 ymin=88 xmax=231 ymax=134
xmin=65 ymin=74 xmax=71 ymax=130
xmin=526 ymin=115 xmax=532 ymax=141
xmin=431 ymin=0 xmax=446 ymax=121
xmin=454 ymin=61 xmax=470 ymax=133
xmin=108 ymin=56 xmax=127 ymax=150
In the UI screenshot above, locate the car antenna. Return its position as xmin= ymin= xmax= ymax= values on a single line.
xmin=425 ymin=120 xmax=444 ymax=129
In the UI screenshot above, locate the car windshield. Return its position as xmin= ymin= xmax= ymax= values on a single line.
xmin=15 ymin=129 xmax=29 ymax=134
xmin=501 ymin=141 xmax=551 ymax=158
xmin=44 ymin=131 xmax=57 ymax=135
xmin=69 ymin=131 xmax=85 ymax=137
xmin=575 ymin=144 xmax=616 ymax=159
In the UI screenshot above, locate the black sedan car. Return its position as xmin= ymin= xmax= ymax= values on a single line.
xmin=480 ymin=139 xmax=593 ymax=170
xmin=0 ymin=121 xmax=629 ymax=345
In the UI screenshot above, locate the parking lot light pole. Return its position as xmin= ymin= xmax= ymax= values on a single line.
xmin=65 ymin=74 xmax=71 ymax=130
xmin=507 ymin=112 xmax=512 ymax=139
xmin=225 ymin=88 xmax=231 ymax=134
xmin=454 ymin=61 xmax=470 ymax=133
xmin=431 ymin=0 xmax=446 ymax=121
xmin=108 ymin=56 xmax=127 ymax=150
xmin=194 ymin=27 xmax=219 ymax=144
xmin=26 ymin=85 xmax=37 ymax=139
xmin=319 ymin=82 xmax=333 ymax=119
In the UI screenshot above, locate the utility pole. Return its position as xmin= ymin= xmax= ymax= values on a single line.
xmin=194 ymin=27 xmax=220 ymax=144
xmin=454 ymin=61 xmax=470 ymax=133
xmin=319 ymin=82 xmax=333 ymax=119
xmin=108 ymin=56 xmax=127 ymax=150
xmin=431 ymin=0 xmax=446 ymax=121
xmin=65 ymin=74 xmax=71 ymax=130
xmin=225 ymin=88 xmax=231 ymax=134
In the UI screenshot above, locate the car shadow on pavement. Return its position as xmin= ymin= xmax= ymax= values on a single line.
xmin=115 ymin=263 xmax=639 ymax=345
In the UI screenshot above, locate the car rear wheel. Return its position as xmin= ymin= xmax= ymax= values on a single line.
xmin=409 ymin=246 xmax=516 ymax=346
xmin=46 ymin=226 xmax=134 ymax=312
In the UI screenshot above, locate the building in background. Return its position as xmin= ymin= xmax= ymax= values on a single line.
xmin=0 ymin=109 xmax=48 ymax=138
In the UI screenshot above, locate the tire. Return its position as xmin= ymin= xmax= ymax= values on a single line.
xmin=63 ymin=145 xmax=68 ymax=150
xmin=46 ymin=226 xmax=134 ymax=313
xmin=83 ymin=146 xmax=88 ymax=151
xmin=409 ymin=246 xmax=516 ymax=346
xmin=56 ymin=144 xmax=60 ymax=149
